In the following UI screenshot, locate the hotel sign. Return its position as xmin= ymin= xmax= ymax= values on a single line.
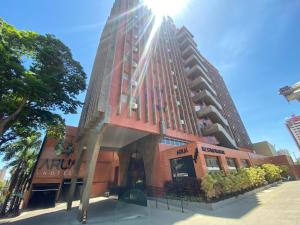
xmin=176 ymin=148 xmax=188 ymax=155
xmin=202 ymin=146 xmax=225 ymax=154
xmin=36 ymin=158 xmax=75 ymax=178
xmin=38 ymin=159 xmax=75 ymax=170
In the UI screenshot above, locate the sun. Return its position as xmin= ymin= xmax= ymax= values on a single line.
xmin=143 ymin=0 xmax=188 ymax=18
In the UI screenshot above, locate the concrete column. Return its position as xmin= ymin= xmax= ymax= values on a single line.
xmin=77 ymin=126 xmax=106 ymax=223
xmin=220 ymin=156 xmax=229 ymax=174
xmin=66 ymin=141 xmax=85 ymax=210
xmin=235 ymin=158 xmax=243 ymax=169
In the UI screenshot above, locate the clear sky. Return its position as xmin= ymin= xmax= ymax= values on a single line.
xmin=1 ymin=0 xmax=299 ymax=160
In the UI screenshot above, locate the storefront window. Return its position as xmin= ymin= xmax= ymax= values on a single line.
xmin=226 ymin=158 xmax=238 ymax=171
xmin=170 ymin=156 xmax=196 ymax=181
xmin=241 ymin=159 xmax=250 ymax=168
xmin=205 ymin=155 xmax=221 ymax=171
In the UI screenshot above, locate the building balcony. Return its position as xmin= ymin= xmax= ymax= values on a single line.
xmin=185 ymin=64 xmax=212 ymax=83
xmin=189 ymin=76 xmax=217 ymax=96
xmin=177 ymin=27 xmax=194 ymax=43
xmin=202 ymin=123 xmax=237 ymax=149
xmin=192 ymin=90 xmax=223 ymax=110
xmin=196 ymin=105 xmax=229 ymax=127
xmin=179 ymin=36 xmax=197 ymax=51
xmin=182 ymin=45 xmax=199 ymax=59
xmin=184 ymin=54 xmax=206 ymax=68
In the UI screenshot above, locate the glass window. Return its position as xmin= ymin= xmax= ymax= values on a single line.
xmin=170 ymin=156 xmax=196 ymax=181
xmin=121 ymin=94 xmax=127 ymax=103
xmin=241 ymin=159 xmax=250 ymax=168
xmin=205 ymin=156 xmax=221 ymax=171
xmin=226 ymin=158 xmax=238 ymax=171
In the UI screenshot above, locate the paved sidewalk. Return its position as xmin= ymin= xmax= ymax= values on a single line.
xmin=1 ymin=181 xmax=300 ymax=225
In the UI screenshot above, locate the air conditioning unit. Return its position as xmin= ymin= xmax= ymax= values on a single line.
xmin=131 ymin=102 xmax=138 ymax=109
xmin=132 ymin=80 xmax=138 ymax=87
xmin=176 ymin=101 xmax=180 ymax=106
xmin=180 ymin=120 xmax=185 ymax=125
xmin=174 ymin=85 xmax=178 ymax=89
xmin=194 ymin=105 xmax=201 ymax=111
xmin=132 ymin=62 xmax=138 ymax=68
xmin=171 ymin=71 xmax=175 ymax=76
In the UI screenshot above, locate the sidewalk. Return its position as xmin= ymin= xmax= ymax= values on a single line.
xmin=1 ymin=181 xmax=300 ymax=225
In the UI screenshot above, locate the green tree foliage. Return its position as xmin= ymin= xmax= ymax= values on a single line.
xmin=0 ymin=132 xmax=41 ymax=215
xmin=0 ymin=18 xmax=86 ymax=145
xmin=201 ymin=164 xmax=283 ymax=201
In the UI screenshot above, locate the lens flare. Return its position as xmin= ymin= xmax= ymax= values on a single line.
xmin=144 ymin=0 xmax=188 ymax=18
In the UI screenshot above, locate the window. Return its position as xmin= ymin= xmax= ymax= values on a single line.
xmin=160 ymin=137 xmax=188 ymax=146
xmin=226 ymin=158 xmax=238 ymax=171
xmin=121 ymin=94 xmax=127 ymax=103
xmin=241 ymin=159 xmax=250 ymax=168
xmin=205 ymin=156 xmax=221 ymax=171
xmin=170 ymin=156 xmax=196 ymax=181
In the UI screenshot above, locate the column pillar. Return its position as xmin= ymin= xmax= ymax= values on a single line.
xmin=77 ymin=126 xmax=106 ymax=223
xmin=220 ymin=155 xmax=229 ymax=174
xmin=66 ymin=140 xmax=85 ymax=210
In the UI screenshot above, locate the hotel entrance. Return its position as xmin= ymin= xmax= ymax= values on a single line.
xmin=127 ymin=152 xmax=146 ymax=189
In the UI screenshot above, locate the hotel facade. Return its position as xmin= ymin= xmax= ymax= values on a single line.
xmin=22 ymin=0 xmax=300 ymax=222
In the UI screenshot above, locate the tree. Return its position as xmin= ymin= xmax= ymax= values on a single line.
xmin=0 ymin=18 xmax=86 ymax=144
xmin=0 ymin=132 xmax=41 ymax=215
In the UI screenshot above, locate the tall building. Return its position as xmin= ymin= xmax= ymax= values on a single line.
xmin=66 ymin=0 xmax=253 ymax=221
xmin=279 ymin=81 xmax=300 ymax=102
xmin=252 ymin=141 xmax=277 ymax=157
xmin=286 ymin=115 xmax=300 ymax=151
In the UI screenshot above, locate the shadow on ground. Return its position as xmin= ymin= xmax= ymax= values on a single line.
xmin=0 ymin=193 xmax=261 ymax=225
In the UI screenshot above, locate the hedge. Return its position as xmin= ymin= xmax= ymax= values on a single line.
xmin=201 ymin=163 xmax=283 ymax=201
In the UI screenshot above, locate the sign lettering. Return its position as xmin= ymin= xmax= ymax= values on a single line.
xmin=38 ymin=158 xmax=75 ymax=170
xmin=176 ymin=148 xmax=188 ymax=155
xmin=202 ymin=147 xmax=225 ymax=154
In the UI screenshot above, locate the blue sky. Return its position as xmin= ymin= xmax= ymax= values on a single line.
xmin=1 ymin=0 xmax=299 ymax=160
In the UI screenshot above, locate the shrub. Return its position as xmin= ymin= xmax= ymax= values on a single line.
xmin=201 ymin=174 xmax=217 ymax=200
xmin=262 ymin=164 xmax=282 ymax=183
xmin=279 ymin=165 xmax=289 ymax=178
xmin=201 ymin=164 xmax=284 ymax=202
xmin=244 ymin=167 xmax=266 ymax=187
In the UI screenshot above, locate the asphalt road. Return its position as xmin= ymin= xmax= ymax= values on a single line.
xmin=1 ymin=180 xmax=300 ymax=225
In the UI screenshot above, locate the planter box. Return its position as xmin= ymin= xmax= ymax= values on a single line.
xmin=148 ymin=181 xmax=282 ymax=212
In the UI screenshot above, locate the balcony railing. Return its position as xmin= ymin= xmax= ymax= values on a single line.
xmin=185 ymin=65 xmax=212 ymax=83
xmin=182 ymin=45 xmax=199 ymax=60
xmin=176 ymin=27 xmax=194 ymax=43
xmin=189 ymin=76 xmax=217 ymax=96
xmin=196 ymin=105 xmax=229 ymax=127
xmin=184 ymin=54 xmax=207 ymax=71
xmin=202 ymin=123 xmax=237 ymax=149
xmin=179 ymin=36 xmax=197 ymax=51
xmin=192 ymin=90 xmax=223 ymax=110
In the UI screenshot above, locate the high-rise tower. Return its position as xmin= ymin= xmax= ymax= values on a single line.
xmin=69 ymin=0 xmax=253 ymax=221
xmin=286 ymin=115 xmax=300 ymax=151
